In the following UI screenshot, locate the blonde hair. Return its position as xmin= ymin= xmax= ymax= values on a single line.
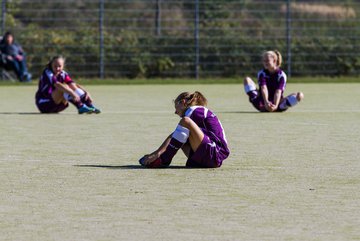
xmin=47 ymin=55 xmax=66 ymax=69
xmin=175 ymin=91 xmax=208 ymax=108
xmin=263 ymin=50 xmax=282 ymax=67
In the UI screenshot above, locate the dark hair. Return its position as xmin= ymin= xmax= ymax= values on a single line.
xmin=46 ymin=55 xmax=65 ymax=69
xmin=3 ymin=31 xmax=13 ymax=38
xmin=175 ymin=91 xmax=208 ymax=108
xmin=2 ymin=31 xmax=14 ymax=44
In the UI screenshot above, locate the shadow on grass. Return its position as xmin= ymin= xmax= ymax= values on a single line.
xmin=74 ymin=164 xmax=194 ymax=169
xmin=0 ymin=112 xmax=42 ymax=115
xmin=216 ymin=111 xmax=261 ymax=114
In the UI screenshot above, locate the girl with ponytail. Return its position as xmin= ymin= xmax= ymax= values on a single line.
xmin=243 ymin=50 xmax=304 ymax=112
xmin=139 ymin=91 xmax=230 ymax=168
xmin=35 ymin=55 xmax=101 ymax=114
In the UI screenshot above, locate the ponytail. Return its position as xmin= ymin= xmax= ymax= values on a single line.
xmin=175 ymin=91 xmax=208 ymax=108
xmin=188 ymin=91 xmax=208 ymax=107
xmin=274 ymin=50 xmax=282 ymax=67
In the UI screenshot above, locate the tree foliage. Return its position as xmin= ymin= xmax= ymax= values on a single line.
xmin=2 ymin=0 xmax=359 ymax=78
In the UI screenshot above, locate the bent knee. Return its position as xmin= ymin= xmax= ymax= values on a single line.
xmin=179 ymin=116 xmax=193 ymax=128
xmin=297 ymin=92 xmax=304 ymax=102
xmin=244 ymin=76 xmax=253 ymax=85
xmin=244 ymin=77 xmax=257 ymax=94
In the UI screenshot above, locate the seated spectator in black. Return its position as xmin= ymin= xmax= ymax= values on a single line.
xmin=0 ymin=31 xmax=31 ymax=82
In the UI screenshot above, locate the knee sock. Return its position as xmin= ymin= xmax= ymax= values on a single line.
xmin=244 ymin=83 xmax=258 ymax=100
xmin=160 ymin=125 xmax=190 ymax=166
xmin=75 ymin=89 xmax=93 ymax=107
xmin=279 ymin=94 xmax=299 ymax=110
xmin=63 ymin=92 xmax=84 ymax=109
xmin=247 ymin=91 xmax=258 ymax=100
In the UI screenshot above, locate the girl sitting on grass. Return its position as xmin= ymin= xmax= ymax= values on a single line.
xmin=35 ymin=55 xmax=101 ymax=114
xmin=139 ymin=91 xmax=230 ymax=168
xmin=243 ymin=50 xmax=304 ymax=112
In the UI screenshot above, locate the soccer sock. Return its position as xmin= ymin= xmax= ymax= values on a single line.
xmin=279 ymin=94 xmax=299 ymax=110
xmin=63 ymin=92 xmax=84 ymax=108
xmin=160 ymin=125 xmax=190 ymax=166
xmin=75 ymin=88 xmax=93 ymax=107
xmin=244 ymin=83 xmax=258 ymax=100
xmin=247 ymin=91 xmax=258 ymax=100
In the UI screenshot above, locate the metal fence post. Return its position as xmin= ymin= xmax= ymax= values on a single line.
xmin=155 ymin=0 xmax=161 ymax=36
xmin=1 ymin=0 xmax=6 ymax=35
xmin=99 ymin=0 xmax=104 ymax=79
xmin=286 ymin=0 xmax=291 ymax=77
xmin=194 ymin=0 xmax=199 ymax=79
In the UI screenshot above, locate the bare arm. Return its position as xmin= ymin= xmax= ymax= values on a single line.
xmin=54 ymin=82 xmax=80 ymax=102
xmin=75 ymin=83 xmax=86 ymax=92
xmin=143 ymin=134 xmax=172 ymax=165
xmin=272 ymin=89 xmax=282 ymax=110
xmin=260 ymin=85 xmax=275 ymax=112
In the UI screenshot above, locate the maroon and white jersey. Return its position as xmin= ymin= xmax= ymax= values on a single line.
xmin=35 ymin=68 xmax=74 ymax=100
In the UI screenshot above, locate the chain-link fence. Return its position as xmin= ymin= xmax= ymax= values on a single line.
xmin=1 ymin=0 xmax=360 ymax=79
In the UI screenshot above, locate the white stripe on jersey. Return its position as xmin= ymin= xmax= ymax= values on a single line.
xmin=184 ymin=105 xmax=201 ymax=117
xmin=217 ymin=117 xmax=228 ymax=145
xmin=38 ymin=98 xmax=51 ymax=104
xmin=40 ymin=82 xmax=48 ymax=93
xmin=278 ymin=71 xmax=287 ymax=87
xmin=185 ymin=105 xmax=210 ymax=118
xmin=184 ymin=106 xmax=228 ymax=145
xmin=257 ymin=69 xmax=265 ymax=79
xmin=45 ymin=69 xmax=54 ymax=84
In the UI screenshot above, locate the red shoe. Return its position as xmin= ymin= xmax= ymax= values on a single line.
xmin=139 ymin=157 xmax=163 ymax=168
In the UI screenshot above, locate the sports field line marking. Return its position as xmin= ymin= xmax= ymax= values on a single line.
xmin=296 ymin=109 xmax=360 ymax=113
xmin=259 ymin=120 xmax=329 ymax=126
xmin=291 ymin=122 xmax=329 ymax=126
xmin=64 ymin=109 xmax=360 ymax=115
xmin=92 ymin=110 xmax=360 ymax=114
xmin=239 ymin=166 xmax=360 ymax=170
xmin=80 ymin=110 xmax=171 ymax=114
xmin=54 ymin=110 xmax=170 ymax=115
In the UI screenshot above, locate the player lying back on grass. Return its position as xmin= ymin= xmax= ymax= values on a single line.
xmin=139 ymin=91 xmax=230 ymax=168
xmin=243 ymin=50 xmax=304 ymax=112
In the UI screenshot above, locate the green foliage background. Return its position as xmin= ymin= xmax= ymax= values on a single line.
xmin=3 ymin=0 xmax=360 ymax=78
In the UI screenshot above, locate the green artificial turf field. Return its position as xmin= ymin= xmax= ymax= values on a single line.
xmin=0 ymin=83 xmax=359 ymax=240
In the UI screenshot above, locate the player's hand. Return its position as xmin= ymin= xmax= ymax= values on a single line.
xmin=269 ymin=104 xmax=277 ymax=112
xmin=142 ymin=154 xmax=156 ymax=165
xmin=266 ymin=102 xmax=277 ymax=112
xmin=139 ymin=153 xmax=163 ymax=168
xmin=15 ymin=55 xmax=23 ymax=61
xmin=72 ymin=94 xmax=81 ymax=102
xmin=265 ymin=102 xmax=274 ymax=112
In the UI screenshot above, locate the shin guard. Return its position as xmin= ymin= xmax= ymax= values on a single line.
xmin=160 ymin=125 xmax=190 ymax=166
